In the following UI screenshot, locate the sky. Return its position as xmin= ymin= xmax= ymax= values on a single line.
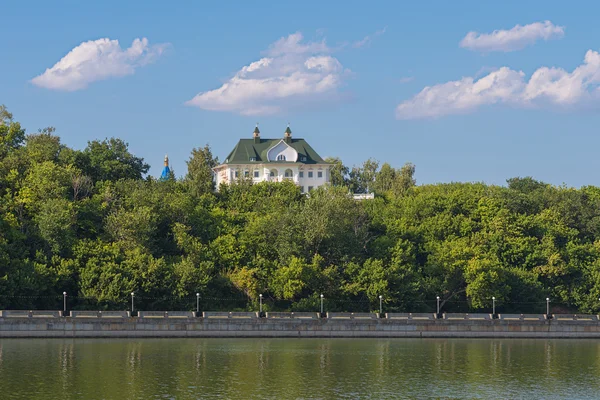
xmin=2 ymin=0 xmax=600 ymax=187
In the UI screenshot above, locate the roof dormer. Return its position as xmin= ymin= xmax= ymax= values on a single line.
xmin=266 ymin=140 xmax=298 ymax=162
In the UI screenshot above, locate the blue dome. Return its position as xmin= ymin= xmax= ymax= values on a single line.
xmin=160 ymin=165 xmax=171 ymax=180
xmin=160 ymin=154 xmax=171 ymax=180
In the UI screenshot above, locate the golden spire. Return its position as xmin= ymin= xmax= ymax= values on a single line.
xmin=164 ymin=154 xmax=169 ymax=167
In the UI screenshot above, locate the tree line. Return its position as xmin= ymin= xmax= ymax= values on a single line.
xmin=1 ymin=105 xmax=600 ymax=313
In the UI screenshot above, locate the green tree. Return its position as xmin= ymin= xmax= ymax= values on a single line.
xmin=394 ymin=162 xmax=416 ymax=195
xmin=35 ymin=198 xmax=76 ymax=255
xmin=84 ymin=138 xmax=149 ymax=182
xmin=0 ymin=105 xmax=25 ymax=157
xmin=25 ymin=131 xmax=62 ymax=164
xmin=324 ymin=156 xmax=349 ymax=187
xmin=185 ymin=144 xmax=217 ymax=197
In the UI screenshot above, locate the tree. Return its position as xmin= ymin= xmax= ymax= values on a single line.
xmin=374 ymin=163 xmax=396 ymax=194
xmin=507 ymin=176 xmax=548 ymax=193
xmin=19 ymin=161 xmax=76 ymax=211
xmin=185 ymin=144 xmax=218 ymax=197
xmin=300 ymin=186 xmax=370 ymax=262
xmin=271 ymin=256 xmax=314 ymax=300
xmin=324 ymin=156 xmax=349 ymax=187
xmin=394 ymin=162 xmax=416 ymax=195
xmin=84 ymin=138 xmax=149 ymax=182
xmin=35 ymin=198 xmax=76 ymax=255
xmin=25 ymin=131 xmax=62 ymax=164
xmin=349 ymin=158 xmax=379 ymax=193
xmin=0 ymin=105 xmax=25 ymax=157
xmin=72 ymin=174 xmax=93 ymax=201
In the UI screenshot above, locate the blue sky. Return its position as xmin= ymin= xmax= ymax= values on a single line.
xmin=3 ymin=0 xmax=600 ymax=186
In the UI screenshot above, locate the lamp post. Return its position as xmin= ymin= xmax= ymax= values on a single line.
xmin=63 ymin=292 xmax=67 ymax=314
xmin=196 ymin=293 xmax=200 ymax=314
xmin=259 ymin=294 xmax=263 ymax=315
xmin=436 ymin=296 xmax=440 ymax=316
xmin=379 ymin=295 xmax=383 ymax=316
xmin=546 ymin=297 xmax=550 ymax=317
xmin=131 ymin=292 xmax=135 ymax=314
xmin=492 ymin=296 xmax=496 ymax=316
xmin=320 ymin=294 xmax=324 ymax=316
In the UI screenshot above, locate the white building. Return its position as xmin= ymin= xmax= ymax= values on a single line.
xmin=213 ymin=125 xmax=331 ymax=193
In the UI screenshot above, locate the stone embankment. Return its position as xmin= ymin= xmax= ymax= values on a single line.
xmin=1 ymin=311 xmax=600 ymax=338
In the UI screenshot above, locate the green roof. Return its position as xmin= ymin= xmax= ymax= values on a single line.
xmin=223 ymin=138 xmax=327 ymax=165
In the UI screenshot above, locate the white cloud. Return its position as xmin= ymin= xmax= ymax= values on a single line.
xmin=186 ymin=32 xmax=349 ymax=116
xmin=399 ymin=76 xmax=414 ymax=84
xmin=267 ymin=32 xmax=329 ymax=56
xmin=353 ymin=27 xmax=387 ymax=48
xmin=31 ymin=38 xmax=168 ymax=91
xmin=460 ymin=21 xmax=565 ymax=52
xmin=396 ymin=50 xmax=600 ymax=119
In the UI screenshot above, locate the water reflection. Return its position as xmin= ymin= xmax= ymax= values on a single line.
xmin=1 ymin=338 xmax=600 ymax=399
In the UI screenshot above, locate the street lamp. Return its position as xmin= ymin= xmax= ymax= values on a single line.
xmin=492 ymin=296 xmax=496 ymax=316
xmin=546 ymin=297 xmax=550 ymax=316
xmin=436 ymin=296 xmax=440 ymax=316
xmin=196 ymin=293 xmax=200 ymax=314
xmin=259 ymin=294 xmax=263 ymax=314
xmin=379 ymin=295 xmax=383 ymax=316
xmin=320 ymin=294 xmax=324 ymax=315
xmin=131 ymin=292 xmax=135 ymax=314
xmin=63 ymin=292 xmax=67 ymax=314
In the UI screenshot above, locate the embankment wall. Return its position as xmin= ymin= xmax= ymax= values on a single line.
xmin=2 ymin=317 xmax=600 ymax=338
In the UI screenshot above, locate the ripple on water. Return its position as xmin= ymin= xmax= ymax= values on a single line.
xmin=1 ymin=338 xmax=600 ymax=399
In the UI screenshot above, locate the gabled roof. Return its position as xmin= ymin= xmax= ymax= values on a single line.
xmin=223 ymin=138 xmax=327 ymax=165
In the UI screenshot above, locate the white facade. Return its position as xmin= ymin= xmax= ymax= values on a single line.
xmin=215 ymin=163 xmax=330 ymax=193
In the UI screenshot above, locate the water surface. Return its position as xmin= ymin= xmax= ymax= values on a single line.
xmin=1 ymin=338 xmax=599 ymax=399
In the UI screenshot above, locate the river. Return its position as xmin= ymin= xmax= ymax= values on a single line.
xmin=1 ymin=338 xmax=599 ymax=399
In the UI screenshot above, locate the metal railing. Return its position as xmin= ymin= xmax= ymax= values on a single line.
xmin=1 ymin=293 xmax=596 ymax=320
xmin=2 ymin=310 xmax=598 ymax=322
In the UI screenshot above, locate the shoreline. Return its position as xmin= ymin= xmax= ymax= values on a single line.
xmin=2 ymin=313 xmax=600 ymax=338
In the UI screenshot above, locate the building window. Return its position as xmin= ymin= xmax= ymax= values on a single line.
xmin=308 ymin=171 xmax=313 ymax=178
xmin=284 ymin=169 xmax=293 ymax=178
xmin=234 ymin=171 xmax=239 ymax=178
xmin=249 ymin=157 xmax=256 ymax=161
xmin=300 ymin=186 xmax=305 ymax=193
xmin=299 ymin=171 xmax=304 ymax=178
xmin=300 ymin=156 xmax=307 ymax=162
xmin=270 ymin=169 xmax=277 ymax=177
xmin=317 ymin=171 xmax=323 ymax=178
xmin=244 ymin=170 xmax=249 ymax=178
xmin=308 ymin=186 xmax=314 ymax=192
xmin=254 ymin=170 xmax=259 ymax=178
xmin=277 ymin=154 xmax=286 ymax=161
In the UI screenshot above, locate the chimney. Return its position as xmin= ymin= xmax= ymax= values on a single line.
xmin=284 ymin=124 xmax=292 ymax=144
xmin=253 ymin=123 xmax=260 ymax=144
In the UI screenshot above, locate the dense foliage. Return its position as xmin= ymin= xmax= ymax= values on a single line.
xmin=1 ymin=105 xmax=600 ymax=313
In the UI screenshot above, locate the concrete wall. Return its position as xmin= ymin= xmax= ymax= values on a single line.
xmin=70 ymin=311 xmax=130 ymax=318
xmin=2 ymin=317 xmax=600 ymax=338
